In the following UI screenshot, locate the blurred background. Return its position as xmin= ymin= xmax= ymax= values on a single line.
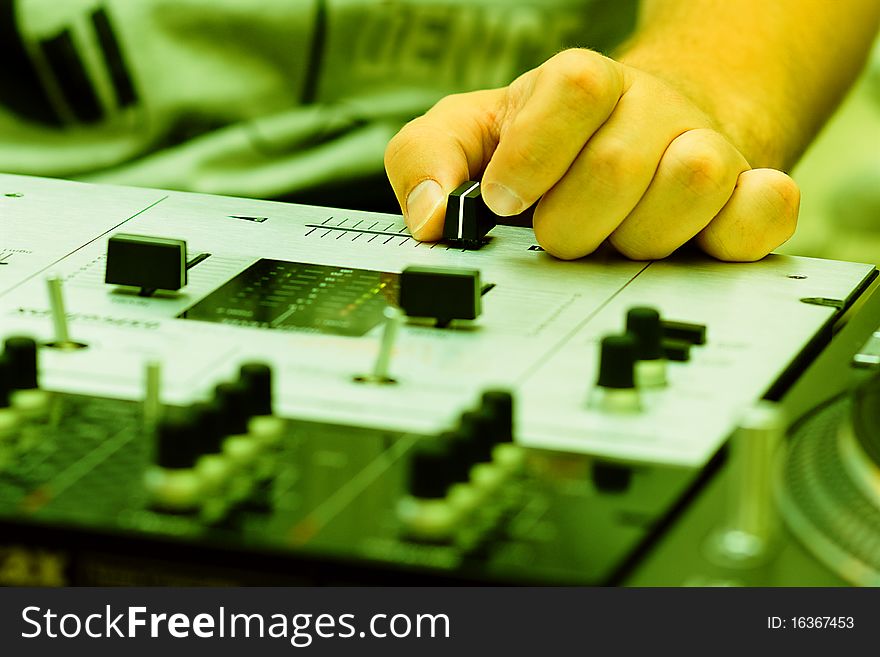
xmin=1 ymin=2 xmax=877 ymax=266
xmin=781 ymin=35 xmax=880 ymax=266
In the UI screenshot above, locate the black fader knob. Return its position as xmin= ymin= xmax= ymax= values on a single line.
xmin=442 ymin=180 xmax=496 ymax=249
xmin=3 ymin=336 xmax=38 ymax=390
xmin=239 ymin=362 xmax=272 ymax=416
xmin=597 ymin=334 xmax=637 ymax=389
xmin=626 ymin=307 xmax=663 ymax=361
xmin=398 ymin=265 xmax=482 ymax=328
xmin=105 ymin=233 xmax=187 ymax=295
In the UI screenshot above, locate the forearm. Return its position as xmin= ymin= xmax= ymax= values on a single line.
xmin=616 ymin=0 xmax=880 ymax=169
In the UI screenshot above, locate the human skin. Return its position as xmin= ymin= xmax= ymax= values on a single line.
xmin=384 ymin=0 xmax=880 ymax=261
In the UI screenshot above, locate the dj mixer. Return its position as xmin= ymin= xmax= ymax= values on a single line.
xmin=0 ymin=173 xmax=878 ymax=586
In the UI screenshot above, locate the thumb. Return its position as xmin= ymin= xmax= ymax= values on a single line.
xmin=384 ymin=89 xmax=504 ymax=240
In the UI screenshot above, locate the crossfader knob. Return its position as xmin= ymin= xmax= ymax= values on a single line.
xmin=442 ymin=181 xmax=496 ymax=249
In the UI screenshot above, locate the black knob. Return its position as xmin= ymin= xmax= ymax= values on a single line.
xmin=481 ymin=390 xmax=514 ymax=443
xmin=215 ymin=382 xmax=249 ymax=435
xmin=0 ymin=356 xmax=10 ymax=408
xmin=408 ymin=439 xmax=453 ymax=499
xmin=193 ymin=401 xmax=224 ymax=453
xmin=3 ymin=336 xmax=38 ymax=390
xmin=597 ymin=334 xmax=636 ymax=389
xmin=239 ymin=362 xmax=272 ymax=416
xmin=443 ymin=431 xmax=471 ymax=483
xmin=626 ymin=307 xmax=663 ymax=360
xmin=459 ymin=410 xmax=493 ymax=462
xmin=442 ymin=180 xmax=496 ymax=249
xmin=156 ymin=407 xmax=198 ymax=469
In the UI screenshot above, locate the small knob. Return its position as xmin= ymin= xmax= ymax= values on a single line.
xmin=626 ymin=307 xmax=663 ymax=360
xmin=0 ymin=356 xmax=10 ymax=408
xmin=193 ymin=401 xmax=224 ymax=454
xmin=597 ymin=334 xmax=636 ymax=389
xmin=443 ymin=431 xmax=472 ymax=483
xmin=459 ymin=410 xmax=494 ymax=462
xmin=239 ymin=362 xmax=272 ymax=416
xmin=481 ymin=390 xmax=514 ymax=444
xmin=407 ymin=439 xmax=453 ymax=499
xmin=215 ymin=382 xmax=249 ymax=435
xmin=155 ymin=408 xmax=198 ymax=469
xmin=3 ymin=336 xmax=38 ymax=390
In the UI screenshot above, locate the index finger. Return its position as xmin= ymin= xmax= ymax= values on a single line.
xmin=384 ymin=89 xmax=503 ymax=241
xmin=480 ymin=49 xmax=625 ymax=216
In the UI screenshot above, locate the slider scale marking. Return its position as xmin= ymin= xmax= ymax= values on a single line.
xmin=304 ymin=223 xmax=407 ymax=239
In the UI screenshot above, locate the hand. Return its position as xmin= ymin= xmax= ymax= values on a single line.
xmin=384 ymin=48 xmax=799 ymax=261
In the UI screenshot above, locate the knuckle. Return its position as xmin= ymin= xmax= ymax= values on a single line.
xmin=668 ymin=139 xmax=733 ymax=195
xmin=551 ymin=49 xmax=609 ymax=107
xmin=585 ymin=139 xmax=642 ymax=190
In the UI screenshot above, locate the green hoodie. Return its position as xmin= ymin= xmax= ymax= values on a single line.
xmin=0 ymin=0 xmax=635 ymax=203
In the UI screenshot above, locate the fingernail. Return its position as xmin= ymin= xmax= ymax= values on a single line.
xmin=482 ymin=182 xmax=525 ymax=216
xmin=405 ymin=179 xmax=444 ymax=237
